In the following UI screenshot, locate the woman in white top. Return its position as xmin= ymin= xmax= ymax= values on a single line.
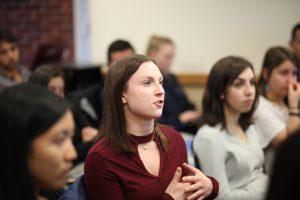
xmin=193 ymin=56 xmax=268 ymax=200
xmin=255 ymin=46 xmax=300 ymax=174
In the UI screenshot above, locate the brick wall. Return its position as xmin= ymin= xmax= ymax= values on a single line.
xmin=0 ymin=0 xmax=74 ymax=69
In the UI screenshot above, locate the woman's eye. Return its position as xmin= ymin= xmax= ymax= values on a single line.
xmin=143 ymin=81 xmax=151 ymax=85
xmin=53 ymin=132 xmax=68 ymax=145
xmin=233 ymin=82 xmax=243 ymax=88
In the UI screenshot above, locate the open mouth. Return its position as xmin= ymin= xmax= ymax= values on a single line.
xmin=154 ymin=100 xmax=164 ymax=106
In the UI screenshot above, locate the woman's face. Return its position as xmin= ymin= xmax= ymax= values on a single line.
xmin=28 ymin=110 xmax=77 ymax=190
xmin=122 ymin=61 xmax=165 ymax=121
xmin=266 ymin=60 xmax=298 ymax=98
xmin=224 ymin=67 xmax=256 ymax=114
xmin=48 ymin=76 xmax=65 ymax=98
xmin=153 ymin=43 xmax=175 ymax=74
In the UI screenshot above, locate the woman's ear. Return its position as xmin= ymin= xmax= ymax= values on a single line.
xmin=220 ymin=94 xmax=225 ymax=99
xmin=262 ymin=69 xmax=269 ymax=82
xmin=121 ymin=95 xmax=127 ymax=104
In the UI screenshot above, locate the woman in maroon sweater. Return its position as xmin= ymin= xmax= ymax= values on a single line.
xmin=84 ymin=55 xmax=219 ymax=200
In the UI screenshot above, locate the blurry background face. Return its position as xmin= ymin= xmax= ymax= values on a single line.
xmin=47 ymin=76 xmax=65 ymax=98
xmin=291 ymin=30 xmax=300 ymax=58
xmin=27 ymin=111 xmax=77 ymax=190
xmin=0 ymin=41 xmax=20 ymax=70
xmin=154 ymin=43 xmax=175 ymax=74
xmin=109 ymin=49 xmax=134 ymax=66
xmin=267 ymin=60 xmax=298 ymax=97
xmin=224 ymin=67 xmax=256 ymax=114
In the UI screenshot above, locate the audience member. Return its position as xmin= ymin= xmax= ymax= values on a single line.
xmin=84 ymin=55 xmax=219 ymax=200
xmin=255 ymin=46 xmax=300 ymax=174
xmin=101 ymin=39 xmax=135 ymax=74
xmin=265 ymin=129 xmax=300 ymax=200
xmin=68 ymin=39 xmax=135 ymax=129
xmin=193 ymin=56 xmax=268 ymax=199
xmin=289 ymin=22 xmax=300 ymax=66
xmin=0 ymin=83 xmax=77 ymax=200
xmin=146 ymin=35 xmax=200 ymax=134
xmin=0 ymin=29 xmax=30 ymax=93
xmin=29 ymin=65 xmax=99 ymax=165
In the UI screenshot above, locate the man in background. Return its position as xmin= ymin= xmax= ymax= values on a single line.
xmin=69 ymin=39 xmax=135 ymax=128
xmin=289 ymin=22 xmax=300 ymax=68
xmin=0 ymin=29 xmax=30 ymax=93
xmin=102 ymin=39 xmax=135 ymax=74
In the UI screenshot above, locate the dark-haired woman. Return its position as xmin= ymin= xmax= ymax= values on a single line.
xmin=84 ymin=55 xmax=219 ymax=200
xmin=0 ymin=83 xmax=77 ymax=200
xmin=193 ymin=56 xmax=268 ymax=200
xmin=254 ymin=46 xmax=300 ymax=174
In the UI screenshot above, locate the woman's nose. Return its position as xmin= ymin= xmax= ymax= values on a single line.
xmin=65 ymin=139 xmax=77 ymax=161
xmin=155 ymin=83 xmax=165 ymax=96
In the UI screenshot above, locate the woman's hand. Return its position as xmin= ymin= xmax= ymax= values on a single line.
xmin=165 ymin=167 xmax=190 ymax=200
xmin=288 ymin=81 xmax=300 ymax=109
xmin=81 ymin=127 xmax=99 ymax=143
xmin=182 ymin=163 xmax=213 ymax=200
xmin=179 ymin=111 xmax=201 ymax=124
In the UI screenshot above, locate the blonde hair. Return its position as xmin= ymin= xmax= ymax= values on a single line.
xmin=146 ymin=35 xmax=174 ymax=56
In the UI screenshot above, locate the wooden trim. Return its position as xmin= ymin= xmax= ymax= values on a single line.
xmin=176 ymin=73 xmax=208 ymax=87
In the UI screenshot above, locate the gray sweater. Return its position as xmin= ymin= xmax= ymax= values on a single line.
xmin=193 ymin=124 xmax=268 ymax=200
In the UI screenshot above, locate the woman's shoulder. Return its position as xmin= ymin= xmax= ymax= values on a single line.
xmin=195 ymin=124 xmax=223 ymax=139
xmin=159 ymin=125 xmax=182 ymax=138
xmin=257 ymin=95 xmax=276 ymax=110
xmin=87 ymin=137 xmax=112 ymax=158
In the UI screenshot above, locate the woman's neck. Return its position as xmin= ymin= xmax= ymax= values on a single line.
xmin=126 ymin=119 xmax=154 ymax=136
xmin=223 ymin=105 xmax=241 ymax=132
xmin=266 ymin=90 xmax=284 ymax=105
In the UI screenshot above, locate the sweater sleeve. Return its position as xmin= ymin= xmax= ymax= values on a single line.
xmin=84 ymin=152 xmax=125 ymax=200
xmin=193 ymin=129 xmax=266 ymax=200
xmin=161 ymin=193 xmax=174 ymax=200
xmin=206 ymin=176 xmax=219 ymax=200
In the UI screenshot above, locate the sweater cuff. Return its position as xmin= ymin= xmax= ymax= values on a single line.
xmin=162 ymin=193 xmax=174 ymax=200
xmin=206 ymin=176 xmax=219 ymax=200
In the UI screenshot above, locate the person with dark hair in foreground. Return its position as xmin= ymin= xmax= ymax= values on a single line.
xmin=265 ymin=129 xmax=300 ymax=200
xmin=84 ymin=55 xmax=219 ymax=200
xmin=0 ymin=83 xmax=77 ymax=200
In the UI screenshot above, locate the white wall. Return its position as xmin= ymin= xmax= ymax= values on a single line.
xmin=89 ymin=0 xmax=300 ymax=74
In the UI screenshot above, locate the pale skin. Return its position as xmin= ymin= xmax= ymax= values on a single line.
xmin=122 ymin=61 xmax=213 ymax=200
xmin=263 ymin=60 xmax=300 ymax=148
xmin=223 ymin=67 xmax=256 ymax=144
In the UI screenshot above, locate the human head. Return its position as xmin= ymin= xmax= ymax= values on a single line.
xmin=0 ymin=29 xmax=20 ymax=71
xmin=258 ymin=46 xmax=298 ymax=97
xmin=146 ymin=35 xmax=175 ymax=74
xmin=107 ymin=39 xmax=135 ymax=66
xmin=29 ymin=65 xmax=65 ymax=98
xmin=289 ymin=22 xmax=300 ymax=59
xmin=265 ymin=129 xmax=300 ymax=200
xmin=100 ymin=54 xmax=168 ymax=153
xmin=200 ymin=56 xmax=258 ymax=131
xmin=0 ymin=83 xmax=76 ymax=199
